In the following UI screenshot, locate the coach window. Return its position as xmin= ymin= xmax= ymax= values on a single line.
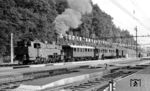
xmin=103 ymin=49 xmax=105 ymax=53
xmin=77 ymin=48 xmax=79 ymax=52
xmin=104 ymin=49 xmax=106 ymax=53
xmin=78 ymin=48 xmax=80 ymax=52
xmin=80 ymin=48 xmax=82 ymax=52
xmin=85 ymin=48 xmax=87 ymax=52
xmin=74 ymin=48 xmax=76 ymax=52
xmin=103 ymin=49 xmax=104 ymax=53
xmin=109 ymin=50 xmax=111 ymax=53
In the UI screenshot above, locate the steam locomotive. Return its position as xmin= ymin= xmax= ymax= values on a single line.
xmin=15 ymin=39 xmax=127 ymax=64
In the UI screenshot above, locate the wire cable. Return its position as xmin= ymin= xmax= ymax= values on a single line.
xmin=109 ymin=0 xmax=150 ymax=30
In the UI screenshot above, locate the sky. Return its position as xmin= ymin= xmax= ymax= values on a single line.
xmin=92 ymin=0 xmax=150 ymax=47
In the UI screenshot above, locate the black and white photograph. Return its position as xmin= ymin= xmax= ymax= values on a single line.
xmin=0 ymin=0 xmax=150 ymax=91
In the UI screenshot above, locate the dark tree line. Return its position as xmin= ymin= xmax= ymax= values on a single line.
xmin=0 ymin=0 xmax=136 ymax=56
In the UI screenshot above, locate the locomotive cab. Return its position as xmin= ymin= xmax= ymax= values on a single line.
xmin=15 ymin=40 xmax=31 ymax=64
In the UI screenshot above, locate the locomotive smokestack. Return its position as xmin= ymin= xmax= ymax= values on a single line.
xmin=54 ymin=0 xmax=92 ymax=36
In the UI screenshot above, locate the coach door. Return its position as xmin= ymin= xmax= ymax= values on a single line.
xmin=122 ymin=50 xmax=124 ymax=57
xmin=94 ymin=48 xmax=99 ymax=59
xmin=62 ymin=46 xmax=72 ymax=59
xmin=116 ymin=49 xmax=119 ymax=58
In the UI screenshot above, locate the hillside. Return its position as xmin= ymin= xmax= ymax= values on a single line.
xmin=0 ymin=0 xmax=136 ymax=56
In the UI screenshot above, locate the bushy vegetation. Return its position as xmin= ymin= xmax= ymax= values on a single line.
xmin=0 ymin=0 xmax=136 ymax=56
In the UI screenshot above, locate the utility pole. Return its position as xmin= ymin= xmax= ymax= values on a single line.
xmin=11 ymin=33 xmax=14 ymax=64
xmin=135 ymin=27 xmax=138 ymax=57
xmin=133 ymin=10 xmax=138 ymax=57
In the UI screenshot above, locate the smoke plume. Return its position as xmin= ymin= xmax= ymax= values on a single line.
xmin=67 ymin=0 xmax=92 ymax=14
xmin=55 ymin=0 xmax=92 ymax=35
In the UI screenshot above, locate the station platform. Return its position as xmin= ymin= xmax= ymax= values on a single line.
xmin=13 ymin=68 xmax=107 ymax=91
xmin=115 ymin=66 xmax=150 ymax=91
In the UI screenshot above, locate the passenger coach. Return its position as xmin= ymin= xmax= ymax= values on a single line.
xmin=62 ymin=45 xmax=97 ymax=61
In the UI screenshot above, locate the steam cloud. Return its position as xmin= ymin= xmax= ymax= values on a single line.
xmin=55 ymin=0 xmax=92 ymax=35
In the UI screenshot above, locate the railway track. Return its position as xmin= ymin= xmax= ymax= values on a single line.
xmin=0 ymin=58 xmax=149 ymax=91
xmin=46 ymin=72 xmax=129 ymax=91
xmin=43 ymin=66 xmax=146 ymax=91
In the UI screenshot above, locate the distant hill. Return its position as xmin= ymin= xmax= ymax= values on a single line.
xmin=0 ymin=0 xmax=136 ymax=56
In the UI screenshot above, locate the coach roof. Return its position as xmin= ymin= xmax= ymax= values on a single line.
xmin=69 ymin=45 xmax=94 ymax=49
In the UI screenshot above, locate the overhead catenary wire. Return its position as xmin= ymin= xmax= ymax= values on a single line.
xmin=108 ymin=0 xmax=150 ymax=30
xmin=107 ymin=0 xmax=150 ymax=47
xmin=130 ymin=0 xmax=150 ymax=20
xmin=98 ymin=35 xmax=150 ymax=39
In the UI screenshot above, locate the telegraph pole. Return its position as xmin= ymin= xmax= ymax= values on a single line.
xmin=10 ymin=33 xmax=14 ymax=64
xmin=135 ymin=27 xmax=138 ymax=57
xmin=133 ymin=10 xmax=138 ymax=57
